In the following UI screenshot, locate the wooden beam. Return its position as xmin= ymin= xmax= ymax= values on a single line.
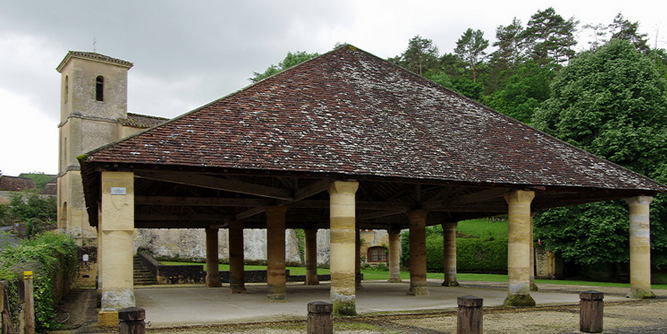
xmin=294 ymin=179 xmax=331 ymax=201
xmin=135 ymin=196 xmax=273 ymax=207
xmin=235 ymin=206 xmax=267 ymax=220
xmin=424 ymin=188 xmax=508 ymax=210
xmin=135 ymin=171 xmax=292 ymax=200
xmin=358 ymin=209 xmax=406 ymax=221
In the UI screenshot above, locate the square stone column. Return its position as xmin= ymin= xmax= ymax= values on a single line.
xmin=442 ymin=222 xmax=459 ymax=287
xmin=504 ymin=190 xmax=536 ymax=307
xmin=530 ymin=212 xmax=538 ymax=291
xmin=408 ymin=210 xmax=429 ymax=296
xmin=205 ymin=227 xmax=222 ymax=287
xmin=355 ymin=226 xmax=362 ymax=289
xmin=387 ymin=229 xmax=402 ymax=283
xmin=305 ymin=228 xmax=319 ymax=285
xmin=229 ymin=221 xmax=246 ymax=293
xmin=328 ymin=181 xmax=359 ymax=316
xmin=626 ymin=196 xmax=655 ymax=299
xmin=98 ymin=171 xmax=135 ymax=326
xmin=266 ymin=206 xmax=287 ymax=300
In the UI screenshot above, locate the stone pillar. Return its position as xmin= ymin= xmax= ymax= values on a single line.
xmin=355 ymin=227 xmax=362 ymax=289
xmin=229 ymin=221 xmax=246 ymax=293
xmin=530 ymin=212 xmax=538 ymax=291
xmin=442 ymin=222 xmax=459 ymax=287
xmin=98 ymin=171 xmax=135 ymax=326
xmin=504 ymin=190 xmax=536 ymax=307
xmin=205 ymin=227 xmax=222 ymax=287
xmin=626 ymin=196 xmax=655 ymax=299
xmin=328 ymin=180 xmax=359 ymax=316
xmin=266 ymin=206 xmax=287 ymax=300
xmin=408 ymin=210 xmax=429 ymax=296
xmin=387 ymin=229 xmax=402 ymax=283
xmin=305 ymin=228 xmax=319 ymax=285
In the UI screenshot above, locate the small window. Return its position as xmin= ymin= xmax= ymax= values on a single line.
xmin=367 ymin=246 xmax=388 ymax=263
xmin=64 ymin=75 xmax=69 ymax=104
xmin=95 ymin=76 xmax=104 ymax=101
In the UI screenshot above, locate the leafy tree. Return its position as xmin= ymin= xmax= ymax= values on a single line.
xmin=9 ymin=192 xmax=57 ymax=222
xmin=521 ymin=7 xmax=578 ymax=66
xmin=483 ymin=60 xmax=555 ymax=123
xmin=250 ymin=51 xmax=319 ymax=82
xmin=393 ymin=35 xmax=440 ymax=76
xmin=454 ymin=28 xmax=489 ymax=82
xmin=533 ymin=39 xmax=667 ymax=268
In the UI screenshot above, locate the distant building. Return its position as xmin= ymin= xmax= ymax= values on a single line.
xmin=0 ymin=175 xmax=36 ymax=191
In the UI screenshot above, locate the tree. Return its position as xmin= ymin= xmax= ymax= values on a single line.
xmin=482 ymin=60 xmax=555 ymax=123
xmin=521 ymin=7 xmax=578 ymax=66
xmin=533 ymin=39 xmax=667 ymax=268
xmin=394 ymin=35 xmax=440 ymax=76
xmin=490 ymin=18 xmax=526 ymax=69
xmin=609 ymin=13 xmax=651 ymax=55
xmin=455 ymin=28 xmax=489 ymax=82
xmin=250 ymin=51 xmax=319 ymax=82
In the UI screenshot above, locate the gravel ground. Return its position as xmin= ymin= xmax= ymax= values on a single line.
xmin=51 ymin=291 xmax=667 ymax=334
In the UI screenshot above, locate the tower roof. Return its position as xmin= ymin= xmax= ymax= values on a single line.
xmin=56 ymin=51 xmax=133 ymax=72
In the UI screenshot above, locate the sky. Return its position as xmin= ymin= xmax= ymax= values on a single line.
xmin=0 ymin=0 xmax=665 ymax=176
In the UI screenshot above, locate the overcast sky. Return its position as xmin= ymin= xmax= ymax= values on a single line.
xmin=0 ymin=0 xmax=665 ymax=176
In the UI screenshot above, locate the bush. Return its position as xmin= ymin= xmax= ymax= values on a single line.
xmin=0 ymin=232 xmax=78 ymax=331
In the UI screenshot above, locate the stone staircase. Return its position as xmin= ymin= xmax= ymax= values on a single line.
xmin=133 ymin=255 xmax=157 ymax=286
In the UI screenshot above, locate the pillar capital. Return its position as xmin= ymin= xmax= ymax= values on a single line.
xmin=265 ymin=206 xmax=287 ymax=216
xmin=625 ymin=196 xmax=653 ymax=206
xmin=504 ymin=190 xmax=535 ymax=205
xmin=327 ymin=180 xmax=359 ymax=196
xmin=406 ymin=209 xmax=428 ymax=223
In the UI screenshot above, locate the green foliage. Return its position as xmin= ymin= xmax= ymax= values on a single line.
xmin=393 ymin=35 xmax=440 ymax=76
xmin=533 ymin=39 xmax=667 ymax=268
xmin=294 ymin=229 xmax=305 ymax=263
xmin=20 ymin=173 xmax=53 ymax=191
xmin=9 ymin=192 xmax=57 ymax=223
xmin=0 ymin=232 xmax=78 ymax=331
xmin=251 ymin=51 xmax=319 ymax=82
xmin=521 ymin=7 xmax=578 ymax=66
xmin=455 ymin=28 xmax=489 ymax=82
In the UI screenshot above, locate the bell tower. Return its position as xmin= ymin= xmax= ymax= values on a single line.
xmin=56 ymin=51 xmax=133 ymax=244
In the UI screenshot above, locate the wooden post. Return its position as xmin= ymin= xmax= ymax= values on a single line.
xmin=1 ymin=280 xmax=12 ymax=334
xmin=457 ymin=295 xmax=483 ymax=334
xmin=119 ymin=307 xmax=146 ymax=334
xmin=24 ymin=271 xmax=35 ymax=334
xmin=580 ymin=290 xmax=603 ymax=333
xmin=307 ymin=301 xmax=333 ymax=334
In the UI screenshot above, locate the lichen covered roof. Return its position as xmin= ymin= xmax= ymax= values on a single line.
xmin=119 ymin=113 xmax=169 ymax=129
xmin=82 ymin=45 xmax=666 ymax=193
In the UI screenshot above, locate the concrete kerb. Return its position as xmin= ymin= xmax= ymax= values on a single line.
xmin=132 ymin=279 xmax=647 ymax=328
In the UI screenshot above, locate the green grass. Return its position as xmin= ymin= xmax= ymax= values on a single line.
xmin=457 ymin=218 xmax=507 ymax=240
xmin=160 ymin=261 xmax=667 ymax=289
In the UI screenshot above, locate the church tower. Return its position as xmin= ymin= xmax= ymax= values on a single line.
xmin=56 ymin=52 xmax=133 ymax=245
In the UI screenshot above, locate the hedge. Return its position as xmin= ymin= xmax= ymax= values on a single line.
xmin=423 ymin=236 xmax=508 ymax=273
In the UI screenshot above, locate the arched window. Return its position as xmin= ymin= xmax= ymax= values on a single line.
xmin=367 ymin=246 xmax=388 ymax=263
xmin=95 ymin=76 xmax=104 ymax=101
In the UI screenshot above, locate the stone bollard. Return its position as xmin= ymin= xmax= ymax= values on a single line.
xmin=119 ymin=307 xmax=146 ymax=334
xmin=457 ymin=295 xmax=483 ymax=334
xmin=307 ymin=301 xmax=333 ymax=334
xmin=580 ymin=290 xmax=604 ymax=333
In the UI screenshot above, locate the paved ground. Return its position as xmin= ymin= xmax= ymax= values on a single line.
xmin=50 ymin=279 xmax=667 ymax=333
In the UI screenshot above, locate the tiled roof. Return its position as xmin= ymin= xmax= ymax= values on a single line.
xmin=119 ymin=113 xmax=169 ymax=129
xmin=0 ymin=176 xmax=36 ymax=191
xmin=82 ymin=45 xmax=666 ymax=193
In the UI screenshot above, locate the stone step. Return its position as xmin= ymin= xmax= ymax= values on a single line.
xmin=133 ymin=255 xmax=157 ymax=285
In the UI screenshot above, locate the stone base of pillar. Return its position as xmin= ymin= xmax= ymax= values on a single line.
xmin=231 ymin=286 xmax=247 ymax=294
xmin=503 ymin=294 xmax=536 ymax=307
xmin=98 ymin=311 xmax=118 ymax=327
xmin=442 ymin=280 xmax=459 ymax=287
xmin=101 ymin=288 xmax=135 ymax=312
xmin=332 ymin=293 xmax=356 ymax=316
xmin=629 ymin=288 xmax=655 ymax=299
xmin=267 ymin=294 xmax=287 ymax=302
xmin=388 ymin=278 xmax=403 ymax=283
xmin=530 ymin=283 xmax=539 ymax=291
xmin=408 ymin=286 xmax=429 ymax=296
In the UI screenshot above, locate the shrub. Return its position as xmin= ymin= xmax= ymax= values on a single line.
xmin=0 ymin=232 xmax=77 ymax=331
